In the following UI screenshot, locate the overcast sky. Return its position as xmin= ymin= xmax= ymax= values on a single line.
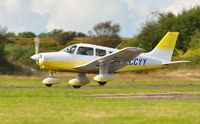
xmin=0 ymin=0 xmax=200 ymax=37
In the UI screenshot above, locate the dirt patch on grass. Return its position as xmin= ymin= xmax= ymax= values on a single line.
xmin=0 ymin=86 xmax=44 ymax=90
xmin=1 ymin=84 xmax=200 ymax=90
xmin=85 ymin=92 xmax=200 ymax=100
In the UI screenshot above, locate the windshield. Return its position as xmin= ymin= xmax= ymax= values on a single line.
xmin=62 ymin=45 xmax=77 ymax=54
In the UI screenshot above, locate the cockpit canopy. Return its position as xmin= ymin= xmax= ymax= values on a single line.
xmin=61 ymin=44 xmax=115 ymax=57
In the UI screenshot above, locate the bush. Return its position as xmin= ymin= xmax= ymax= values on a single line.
xmin=56 ymin=31 xmax=76 ymax=45
xmin=18 ymin=32 xmax=36 ymax=38
xmin=174 ymin=48 xmax=200 ymax=65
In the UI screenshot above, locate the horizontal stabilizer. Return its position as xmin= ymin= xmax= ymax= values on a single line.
xmin=162 ymin=60 xmax=191 ymax=65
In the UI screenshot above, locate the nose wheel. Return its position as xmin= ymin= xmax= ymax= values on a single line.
xmin=42 ymin=71 xmax=60 ymax=87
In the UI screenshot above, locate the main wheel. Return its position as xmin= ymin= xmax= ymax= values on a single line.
xmin=73 ymin=85 xmax=81 ymax=88
xmin=98 ymin=82 xmax=107 ymax=86
xmin=45 ymin=84 xmax=53 ymax=87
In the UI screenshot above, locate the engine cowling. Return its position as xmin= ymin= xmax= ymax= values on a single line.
xmin=93 ymin=74 xmax=113 ymax=82
xmin=42 ymin=77 xmax=61 ymax=84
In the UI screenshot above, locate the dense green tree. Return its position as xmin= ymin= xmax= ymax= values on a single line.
xmin=18 ymin=32 xmax=36 ymax=38
xmin=38 ymin=32 xmax=48 ymax=38
xmin=93 ymin=21 xmax=120 ymax=37
xmin=189 ymin=30 xmax=200 ymax=49
xmin=137 ymin=21 xmax=160 ymax=51
xmin=56 ymin=31 xmax=76 ymax=45
xmin=0 ymin=35 xmax=6 ymax=59
xmin=0 ymin=26 xmax=10 ymax=59
xmin=0 ymin=27 xmax=16 ymax=73
xmin=137 ymin=7 xmax=200 ymax=52
xmin=48 ymin=29 xmax=63 ymax=38
xmin=88 ymin=21 xmax=121 ymax=48
xmin=76 ymin=32 xmax=86 ymax=37
xmin=5 ymin=32 xmax=17 ymax=38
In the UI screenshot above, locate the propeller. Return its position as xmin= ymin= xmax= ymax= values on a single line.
xmin=34 ymin=37 xmax=40 ymax=54
xmin=30 ymin=37 xmax=41 ymax=61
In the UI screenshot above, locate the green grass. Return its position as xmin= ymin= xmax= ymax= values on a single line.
xmin=0 ymin=75 xmax=200 ymax=124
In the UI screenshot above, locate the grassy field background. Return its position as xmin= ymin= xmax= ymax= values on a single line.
xmin=0 ymin=70 xmax=200 ymax=124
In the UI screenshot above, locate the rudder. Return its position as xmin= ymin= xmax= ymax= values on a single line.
xmin=147 ymin=32 xmax=179 ymax=61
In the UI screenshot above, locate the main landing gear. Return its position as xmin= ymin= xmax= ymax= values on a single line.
xmin=72 ymin=85 xmax=81 ymax=88
xmin=42 ymin=71 xmax=60 ymax=87
xmin=69 ymin=73 xmax=90 ymax=88
xmin=98 ymin=82 xmax=107 ymax=86
xmin=45 ymin=84 xmax=53 ymax=87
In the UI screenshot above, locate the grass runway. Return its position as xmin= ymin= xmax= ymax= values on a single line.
xmin=0 ymin=75 xmax=200 ymax=124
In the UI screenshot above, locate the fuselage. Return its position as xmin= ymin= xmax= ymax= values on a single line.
xmin=37 ymin=43 xmax=165 ymax=73
xmin=30 ymin=32 xmax=185 ymax=88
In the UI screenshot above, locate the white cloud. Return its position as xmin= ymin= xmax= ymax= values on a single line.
xmin=0 ymin=0 xmax=47 ymax=34
xmin=31 ymin=0 xmax=132 ymax=35
xmin=0 ymin=0 xmax=200 ymax=37
xmin=31 ymin=0 xmax=57 ymax=15
xmin=3 ymin=0 xmax=21 ymax=14
xmin=165 ymin=0 xmax=200 ymax=15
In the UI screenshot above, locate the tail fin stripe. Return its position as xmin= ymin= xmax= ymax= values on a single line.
xmin=147 ymin=32 xmax=179 ymax=61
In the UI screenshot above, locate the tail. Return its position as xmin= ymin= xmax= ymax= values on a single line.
xmin=147 ymin=32 xmax=179 ymax=61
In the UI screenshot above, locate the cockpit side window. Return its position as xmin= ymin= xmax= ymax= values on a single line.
xmin=62 ymin=45 xmax=77 ymax=54
xmin=96 ymin=48 xmax=106 ymax=56
xmin=77 ymin=47 xmax=94 ymax=56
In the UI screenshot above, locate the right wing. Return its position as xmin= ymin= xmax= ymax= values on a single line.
xmin=74 ymin=47 xmax=144 ymax=73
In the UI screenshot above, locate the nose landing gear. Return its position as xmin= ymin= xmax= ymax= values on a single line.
xmin=42 ymin=71 xmax=60 ymax=87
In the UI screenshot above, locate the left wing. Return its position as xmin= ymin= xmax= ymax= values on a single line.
xmin=74 ymin=47 xmax=144 ymax=73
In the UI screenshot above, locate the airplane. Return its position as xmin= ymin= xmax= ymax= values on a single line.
xmin=30 ymin=32 xmax=189 ymax=88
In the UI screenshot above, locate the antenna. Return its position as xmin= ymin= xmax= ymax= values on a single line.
xmin=137 ymin=44 xmax=142 ymax=48
xmin=116 ymin=41 xmax=125 ymax=49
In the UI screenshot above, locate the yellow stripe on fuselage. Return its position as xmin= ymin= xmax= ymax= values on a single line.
xmin=39 ymin=60 xmax=164 ymax=73
xmin=116 ymin=65 xmax=164 ymax=72
xmin=39 ymin=60 xmax=88 ymax=72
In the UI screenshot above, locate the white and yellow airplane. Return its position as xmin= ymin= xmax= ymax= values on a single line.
xmin=31 ymin=32 xmax=188 ymax=88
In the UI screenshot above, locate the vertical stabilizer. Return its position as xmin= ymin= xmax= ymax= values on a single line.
xmin=148 ymin=32 xmax=179 ymax=61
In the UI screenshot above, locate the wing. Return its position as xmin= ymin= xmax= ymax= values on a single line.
xmin=74 ymin=47 xmax=144 ymax=73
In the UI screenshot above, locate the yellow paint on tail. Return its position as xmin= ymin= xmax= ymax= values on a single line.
xmin=156 ymin=32 xmax=179 ymax=49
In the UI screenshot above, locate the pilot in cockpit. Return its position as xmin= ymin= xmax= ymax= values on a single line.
xmin=78 ymin=47 xmax=87 ymax=55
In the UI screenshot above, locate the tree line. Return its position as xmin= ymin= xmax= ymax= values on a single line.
xmin=0 ymin=6 xmax=200 ymax=74
xmin=137 ymin=7 xmax=200 ymax=52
